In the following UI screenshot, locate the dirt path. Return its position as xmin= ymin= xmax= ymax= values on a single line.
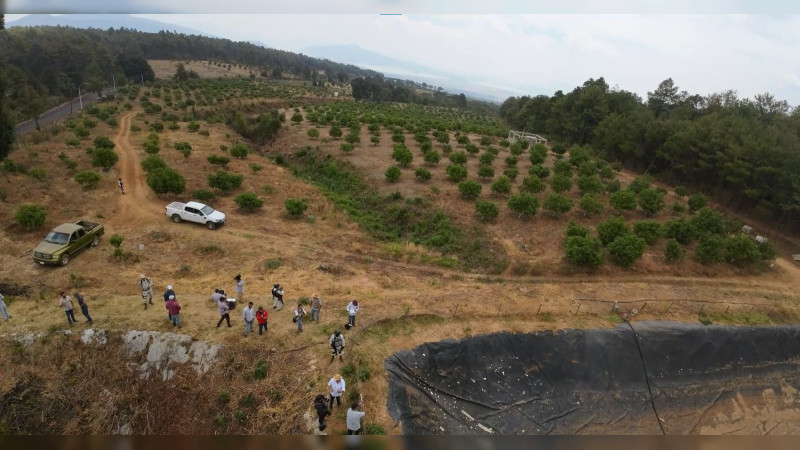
xmin=774 ymin=257 xmax=800 ymax=285
xmin=113 ymin=112 xmax=163 ymax=229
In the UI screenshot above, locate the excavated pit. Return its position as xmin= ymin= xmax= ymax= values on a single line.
xmin=386 ymin=321 xmax=800 ymax=435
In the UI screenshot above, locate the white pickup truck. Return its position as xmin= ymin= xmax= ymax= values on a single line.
xmin=165 ymin=201 xmax=227 ymax=230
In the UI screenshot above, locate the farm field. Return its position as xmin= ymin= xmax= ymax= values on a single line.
xmin=2 ymin=77 xmax=800 ymax=435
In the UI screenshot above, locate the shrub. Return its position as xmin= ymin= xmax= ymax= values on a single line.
xmin=455 ymin=134 xmax=468 ymax=145
xmin=690 ymin=208 xmax=725 ymax=235
xmin=508 ymin=193 xmax=539 ymax=218
xmin=627 ymin=175 xmax=652 ymax=194
xmin=449 ymin=151 xmax=468 ymax=165
xmin=424 ymin=151 xmax=441 ymax=165
xmin=249 ymin=163 xmax=263 ymax=174
xmin=74 ymin=170 xmax=102 ymax=189
xmin=491 ymin=176 xmax=512 ymax=195
xmin=504 ymin=167 xmax=519 ymax=181
xmin=675 ymin=186 xmax=688 ymax=197
xmin=93 ymin=136 xmax=115 ymax=149
xmin=284 ymin=198 xmax=308 ymax=218
xmin=597 ymin=217 xmax=629 ymax=245
xmin=633 ymin=220 xmax=663 ymax=245
xmin=529 ymin=164 xmax=550 ymax=179
xmin=638 ymin=188 xmax=666 ymax=216
xmin=465 ymin=144 xmax=479 ymax=155
xmin=520 ymin=176 xmax=545 ymax=194
xmin=477 ymin=165 xmax=495 ymax=179
xmin=672 ymin=202 xmax=687 ymax=214
xmin=577 ymin=175 xmax=604 ymax=195
xmin=74 ymin=125 xmax=90 ymax=139
xmin=91 ymin=147 xmax=118 ymax=171
xmin=609 ymin=189 xmax=637 ymax=213
xmin=207 ymin=155 xmax=230 ymax=166
xmin=187 ymin=121 xmax=200 ymax=132
xmin=441 ymin=144 xmax=452 ymax=154
xmin=370 ymin=135 xmax=380 ymax=145
xmin=147 ymin=167 xmax=185 ymax=195
xmin=291 ymin=112 xmax=303 ymax=123
xmin=543 ymin=193 xmax=573 ymax=216
xmin=578 ymin=161 xmax=597 ymax=177
xmin=606 ymin=179 xmax=621 ymax=193
xmin=550 ymin=174 xmax=573 ymax=193
xmin=608 ymin=234 xmax=647 ymax=267
xmin=458 ymin=180 xmax=482 ymax=200
xmin=475 ymin=200 xmax=499 ymax=221
xmin=143 ymin=139 xmax=159 ymax=154
xmin=307 ymin=128 xmax=320 ymax=139
xmin=664 ymin=218 xmax=696 ymax=244
xmin=505 ymin=155 xmax=518 ymax=167
xmin=598 ymin=165 xmax=616 ymax=181
xmin=149 ymin=121 xmax=165 ymax=133
xmin=235 ymin=192 xmax=264 ymax=212
xmin=565 ymin=236 xmax=604 ymax=267
xmin=329 ymin=125 xmax=343 ymax=138
xmin=693 ymin=234 xmax=725 ymax=265
xmin=109 ymin=234 xmax=124 ymax=248
xmin=14 ymin=204 xmax=47 ymax=230
xmin=208 ymin=170 xmax=244 ymax=193
xmin=64 ymin=138 xmax=81 ymax=147
xmin=479 ymin=152 xmax=495 ymax=165
xmin=141 ymin=155 xmax=167 ymax=172
xmin=445 ymin=164 xmax=468 ymax=182
xmin=565 ymin=221 xmax=590 ymax=240
xmin=579 ymin=194 xmax=604 ymax=216
xmin=392 ymin=146 xmax=413 ymax=167
xmin=340 ymin=143 xmax=354 ymax=153
xmin=688 ymin=194 xmax=707 ymax=212
xmin=415 ymin=167 xmax=431 ymax=181
xmin=28 ymin=168 xmax=47 ymax=181
xmin=385 ymin=166 xmax=401 ymax=182
xmin=174 ymin=141 xmax=192 ymax=151
xmin=758 ymin=241 xmax=779 ymax=261
xmin=664 ymin=239 xmax=685 ymax=262
xmin=723 ymin=235 xmax=760 ymax=266
xmin=230 ymin=143 xmax=249 ymax=159
xmin=193 ymin=189 xmax=216 ymax=203
xmin=480 ymin=136 xmax=492 ymax=146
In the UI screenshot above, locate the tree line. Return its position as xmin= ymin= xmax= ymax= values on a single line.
xmin=500 ymin=78 xmax=800 ymax=232
xmin=351 ymin=76 xmax=469 ymax=109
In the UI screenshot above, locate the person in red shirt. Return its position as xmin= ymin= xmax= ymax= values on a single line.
xmin=165 ymin=295 xmax=182 ymax=328
xmin=256 ymin=306 xmax=269 ymax=335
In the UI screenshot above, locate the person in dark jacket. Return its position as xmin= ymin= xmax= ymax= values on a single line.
xmin=166 ymin=296 xmax=182 ymax=328
xmin=163 ymin=285 xmax=175 ymax=321
xmin=75 ymin=292 xmax=93 ymax=324
xmin=313 ymin=394 xmax=331 ymax=431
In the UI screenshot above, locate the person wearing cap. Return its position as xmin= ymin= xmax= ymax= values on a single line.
xmin=163 ymin=286 xmax=176 ymax=321
xmin=256 ymin=306 xmax=269 ymax=335
xmin=310 ymin=293 xmax=322 ymax=322
xmin=242 ymin=301 xmax=255 ymax=336
xmin=75 ymin=292 xmax=93 ymax=324
xmin=346 ymin=300 xmax=359 ymax=327
xmin=328 ymin=374 xmax=346 ymax=409
xmin=271 ymin=284 xmax=284 ymax=310
xmin=166 ymin=295 xmax=182 ymax=328
xmin=330 ymin=330 xmax=345 ymax=362
xmin=234 ymin=274 xmax=245 ymax=302
xmin=138 ymin=274 xmax=154 ymax=309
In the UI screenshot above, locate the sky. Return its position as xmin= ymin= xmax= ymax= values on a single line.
xmin=6 ymin=13 xmax=800 ymax=105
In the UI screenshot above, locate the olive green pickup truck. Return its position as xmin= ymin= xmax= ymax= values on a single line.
xmin=33 ymin=220 xmax=105 ymax=266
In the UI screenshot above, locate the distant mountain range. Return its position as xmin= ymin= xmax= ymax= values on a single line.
xmin=7 ymin=14 xmax=211 ymax=37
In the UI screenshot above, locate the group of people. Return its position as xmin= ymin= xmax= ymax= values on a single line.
xmin=58 ymin=292 xmax=93 ymax=325
xmin=313 ymin=373 xmax=366 ymax=434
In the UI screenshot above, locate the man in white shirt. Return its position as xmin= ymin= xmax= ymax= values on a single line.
xmin=234 ymin=274 xmax=245 ymax=301
xmin=346 ymin=399 xmax=366 ymax=435
xmin=328 ymin=374 xmax=345 ymax=409
xmin=138 ymin=274 xmax=154 ymax=309
xmin=242 ymin=302 xmax=255 ymax=336
xmin=346 ymin=300 xmax=359 ymax=327
xmin=211 ymin=288 xmax=225 ymax=303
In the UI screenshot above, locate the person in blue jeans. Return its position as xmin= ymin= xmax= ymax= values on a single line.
xmin=346 ymin=300 xmax=359 ymax=327
xmin=294 ymin=303 xmax=306 ymax=331
xmin=75 ymin=292 xmax=93 ymax=324
xmin=59 ymin=292 xmax=76 ymax=325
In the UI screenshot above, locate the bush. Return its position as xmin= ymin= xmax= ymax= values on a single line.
xmin=664 ymin=238 xmax=685 ymax=262
xmin=187 ymin=121 xmax=200 ymax=132
xmin=609 ymin=189 xmax=637 ymax=213
xmin=329 ymin=125 xmax=343 ymax=138
xmin=74 ymin=125 xmax=90 ymax=139
xmin=598 ymin=165 xmax=616 ymax=181
xmin=249 ymin=163 xmax=263 ymax=174
xmin=479 ymin=152 xmax=495 ymax=165
xmin=690 ymin=208 xmax=725 ymax=235
xmin=565 ymin=236 xmax=604 ymax=267
xmin=475 ymin=200 xmax=499 ymax=221
xmin=14 ymin=204 xmax=47 ymax=230
xmin=235 ymin=192 xmax=264 ymax=212
xmin=340 ymin=143 xmax=354 ymax=153
xmin=93 ymin=136 xmax=115 ymax=149
xmin=415 ymin=167 xmax=431 ymax=181
xmin=550 ymin=174 xmax=573 ymax=193
xmin=149 ymin=122 xmax=165 ymax=133
xmin=208 ymin=170 xmax=243 ymax=193
xmin=307 ymin=128 xmax=320 ymax=139
xmin=28 ymin=168 xmax=47 ymax=181
xmin=392 ymin=146 xmax=413 ymax=167
xmin=207 ymin=155 xmax=230 ymax=166
xmin=477 ymin=165 xmax=495 ymax=179
xmin=74 ymin=170 xmax=102 ymax=189
xmin=576 ymin=175 xmax=603 ymax=195
xmin=553 ymin=160 xmax=572 ymax=176
xmin=693 ymin=234 xmax=725 ymax=265
xmin=608 ymin=234 xmax=647 ymax=267
xmin=449 ymin=151 xmax=468 ymax=165
xmin=291 ymin=112 xmax=303 ymax=123
xmin=504 ymin=167 xmax=519 ymax=181
xmin=579 ymin=194 xmax=604 ymax=216
xmin=543 ymin=193 xmax=573 ymax=216
xmin=529 ymin=164 xmax=550 ymax=179
xmin=633 ymin=220 xmax=663 ymax=245
xmin=664 ymin=218 xmax=696 ymax=244
xmin=91 ymin=147 xmax=118 ymax=171
xmin=109 ymin=234 xmax=124 ymax=248
xmin=491 ymin=176 xmax=512 ymax=195
xmin=505 ymin=155 xmax=518 ymax=167
xmin=458 ymin=180 xmax=482 ymax=200
xmin=284 ymin=198 xmax=308 ymax=218
xmin=552 ymin=142 xmax=567 ymax=155
xmin=519 ymin=176 xmax=545 ymax=194
xmin=445 ymin=164 xmax=468 ymax=182
xmin=193 ymin=189 xmax=216 ymax=203
xmin=147 ymin=167 xmax=186 ymax=195
xmin=143 ymin=139 xmax=159 ymax=154
xmin=385 ymin=166 xmax=401 ymax=182
xmin=597 ymin=217 xmax=629 ymax=246
xmin=688 ymin=194 xmax=707 ymax=212
xmin=638 ymin=188 xmax=666 ymax=216
xmin=758 ymin=241 xmax=778 ymax=261
xmin=174 ymin=141 xmax=192 ymax=151
xmin=230 ymin=143 xmax=249 ymax=159
xmin=675 ymin=186 xmax=688 ymax=197
xmin=606 ymin=179 xmax=621 ymax=193
xmin=508 ymin=193 xmax=539 ymax=218
xmin=370 ymin=135 xmax=380 ymax=145
xmin=565 ymin=220 xmax=591 ymax=240
xmin=672 ymin=202 xmax=687 ymax=214
xmin=423 ymin=151 xmax=441 ymax=166
xmin=723 ymin=235 xmax=760 ymax=266
xmin=578 ymin=161 xmax=597 ymax=177
xmin=465 ymin=144 xmax=479 ymax=155
xmin=140 ymin=155 xmax=167 ymax=172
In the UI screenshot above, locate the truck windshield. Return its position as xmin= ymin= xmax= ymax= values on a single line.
xmin=200 ymin=205 xmax=214 ymax=215
xmin=45 ymin=232 xmax=69 ymax=245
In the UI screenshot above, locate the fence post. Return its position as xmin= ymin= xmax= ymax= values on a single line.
xmin=666 ymin=301 xmax=673 ymax=313
xmin=536 ymin=304 xmax=542 ymax=315
xmin=640 ymin=302 xmax=647 ymax=313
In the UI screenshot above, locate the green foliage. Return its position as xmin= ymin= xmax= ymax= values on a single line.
xmin=565 ymin=236 xmax=604 ymax=267
xmin=577 ymin=175 xmax=603 ymax=194
xmin=93 ymin=136 xmax=115 ymax=149
xmin=365 ymin=424 xmax=387 ymax=435
xmin=74 ymin=125 xmax=90 ymax=139
xmin=415 ymin=167 xmax=432 ymax=181
xmin=579 ymin=194 xmax=604 ymax=216
xmin=465 ymin=143 xmax=479 ymax=155
xmin=208 ymin=170 xmax=244 ymax=193
xmin=664 ymin=218 xmax=696 ymax=244
xmin=690 ymin=208 xmax=725 ymax=235
xmin=91 ymin=147 xmax=118 ymax=171
xmin=445 ymin=164 xmax=468 ymax=182
xmin=141 ymin=155 xmax=169 ymax=173
xmin=187 ymin=121 xmax=200 ymax=132
xmin=480 ymin=136 xmax=492 ymax=146
xmin=664 ymin=238 xmax=685 ymax=262
xmin=568 ymin=145 xmax=591 ymax=167
xmin=449 ymin=151 xmax=468 ymax=165
xmin=627 ymin=175 xmax=652 ymax=194
xmin=529 ymin=164 xmax=550 ymax=179
xmin=230 ymin=143 xmax=249 ymax=159
xmin=565 ymin=220 xmax=590 ymax=239
xmin=598 ymin=165 xmax=616 ymax=181
xmin=638 ymin=188 xmax=666 ymax=216
xmin=307 ymin=128 xmax=320 ymax=139
xmin=249 ymin=163 xmax=263 ymax=174
xmin=475 ymin=199 xmax=499 ymax=221
xmin=193 ymin=189 xmax=216 ymax=203
xmin=291 ymin=112 xmax=303 ymax=123
xmin=385 ymin=166 xmax=402 ymax=182
xmin=147 ymin=167 xmax=185 ymax=195
xmin=491 ymin=176 xmax=512 ymax=195
xmin=458 ymin=180 xmax=482 ymax=200
xmin=340 ymin=143 xmax=354 ymax=153
xmin=74 ymin=170 xmax=102 ymax=189
xmin=479 ymin=152 xmax=495 ymax=165
xmin=671 ymin=202 xmax=687 ymax=214
xmin=392 ymin=145 xmax=413 ymax=167
xmin=14 ymin=204 xmax=47 ymax=230
xmin=174 ymin=141 xmax=192 ymax=151
xmin=758 ymin=241 xmax=779 ymax=261
xmin=28 ymin=168 xmax=47 ymax=181
xmin=675 ymin=186 xmax=688 ymax=197
xmin=519 ymin=176 xmax=545 ymax=194
xmin=688 ymin=194 xmax=707 ymax=212
xmin=234 ymin=192 xmax=264 ymax=212
xmin=504 ymin=155 xmax=518 ymax=167
xmin=723 ymin=235 xmax=760 ymax=266
xmin=609 ymin=189 xmax=637 ymax=213
xmin=553 ymin=160 xmax=572 ymax=176
xmin=207 ymin=155 xmax=230 ymax=166
xmin=550 ymin=174 xmax=573 ymax=193
xmin=606 ymin=179 xmax=621 ymax=193
xmin=329 ymin=125 xmax=343 ymax=138
xmin=109 ymin=234 xmax=124 ymax=248
xmin=64 ymin=137 xmax=81 ymax=147
xmin=633 ymin=220 xmax=663 ymax=245
xmin=423 ymin=151 xmax=441 ymax=166
xmin=507 ymin=193 xmax=539 ymax=217
xmin=608 ymin=234 xmax=647 ymax=267
xmin=477 ymin=165 xmax=495 ymax=179
xmin=597 ymin=217 xmax=629 ymax=245
xmin=284 ymin=198 xmax=308 ymax=217
xmin=503 ymin=167 xmax=519 ymax=181
xmin=578 ymin=161 xmax=597 ymax=177
xmin=693 ymin=234 xmax=725 ymax=265
xmin=370 ymin=135 xmax=380 ymax=145
xmin=543 ymin=193 xmax=573 ymax=216
xmin=253 ymin=359 xmax=269 ymax=380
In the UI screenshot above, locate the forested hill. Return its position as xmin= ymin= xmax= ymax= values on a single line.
xmin=500 ymin=78 xmax=800 ymax=233
xmin=0 ymin=26 xmax=380 ymax=122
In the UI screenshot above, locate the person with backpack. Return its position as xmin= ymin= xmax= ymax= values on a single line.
xmin=328 ymin=374 xmax=346 ymax=409
xmin=256 ymin=306 xmax=269 ymax=335
xmin=59 ymin=292 xmax=76 ymax=325
xmin=346 ymin=300 xmax=359 ymax=327
xmin=310 ymin=293 xmax=322 ymax=322
xmin=75 ymin=292 xmax=93 ymax=324
xmin=242 ymin=301 xmax=255 ymax=336
xmin=139 ymin=274 xmax=154 ymax=309
xmin=346 ymin=399 xmax=366 ymax=435
xmin=313 ymin=394 xmax=331 ymax=432
xmin=272 ymin=284 xmax=284 ymax=310
xmin=330 ymin=330 xmax=345 ymax=362
xmin=163 ymin=285 xmax=176 ymax=321
xmin=293 ymin=303 xmax=306 ymax=331
xmin=166 ymin=295 xmax=182 ymax=328
xmin=216 ymin=297 xmax=231 ymax=328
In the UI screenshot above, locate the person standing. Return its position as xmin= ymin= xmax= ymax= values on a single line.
xmin=216 ymin=297 xmax=231 ymax=328
xmin=234 ymin=274 xmax=245 ymax=302
xmin=328 ymin=374 xmax=346 ymax=409
xmin=330 ymin=330 xmax=345 ymax=362
xmin=75 ymin=292 xmax=93 ymax=324
xmin=313 ymin=394 xmax=331 ymax=432
xmin=346 ymin=300 xmax=359 ymax=327
xmin=139 ymin=274 xmax=154 ymax=309
xmin=346 ymin=399 xmax=366 ymax=435
xmin=59 ymin=292 xmax=76 ymax=326
xmin=294 ymin=303 xmax=306 ymax=331
xmin=211 ymin=288 xmax=225 ymax=303
xmin=163 ymin=285 xmax=175 ymax=321
xmin=166 ymin=295 xmax=182 ymax=328
xmin=0 ymin=292 xmax=9 ymax=321
xmin=118 ymin=178 xmax=125 ymax=195
xmin=310 ymin=293 xmax=322 ymax=322
xmin=242 ymin=301 xmax=255 ymax=336
xmin=256 ymin=306 xmax=269 ymax=335
xmin=272 ymin=284 xmax=284 ymax=310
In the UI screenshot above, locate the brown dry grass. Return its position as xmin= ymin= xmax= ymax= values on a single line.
xmin=148 ymin=60 xmax=257 ymax=80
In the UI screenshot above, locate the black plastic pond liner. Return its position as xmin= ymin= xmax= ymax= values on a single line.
xmin=385 ymin=321 xmax=800 ymax=434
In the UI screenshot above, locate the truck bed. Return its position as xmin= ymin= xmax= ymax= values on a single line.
xmin=166 ymin=202 xmax=185 ymax=210
xmin=77 ymin=220 xmax=102 ymax=232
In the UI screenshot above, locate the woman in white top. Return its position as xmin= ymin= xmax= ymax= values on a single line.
xmin=328 ymin=374 xmax=345 ymax=409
